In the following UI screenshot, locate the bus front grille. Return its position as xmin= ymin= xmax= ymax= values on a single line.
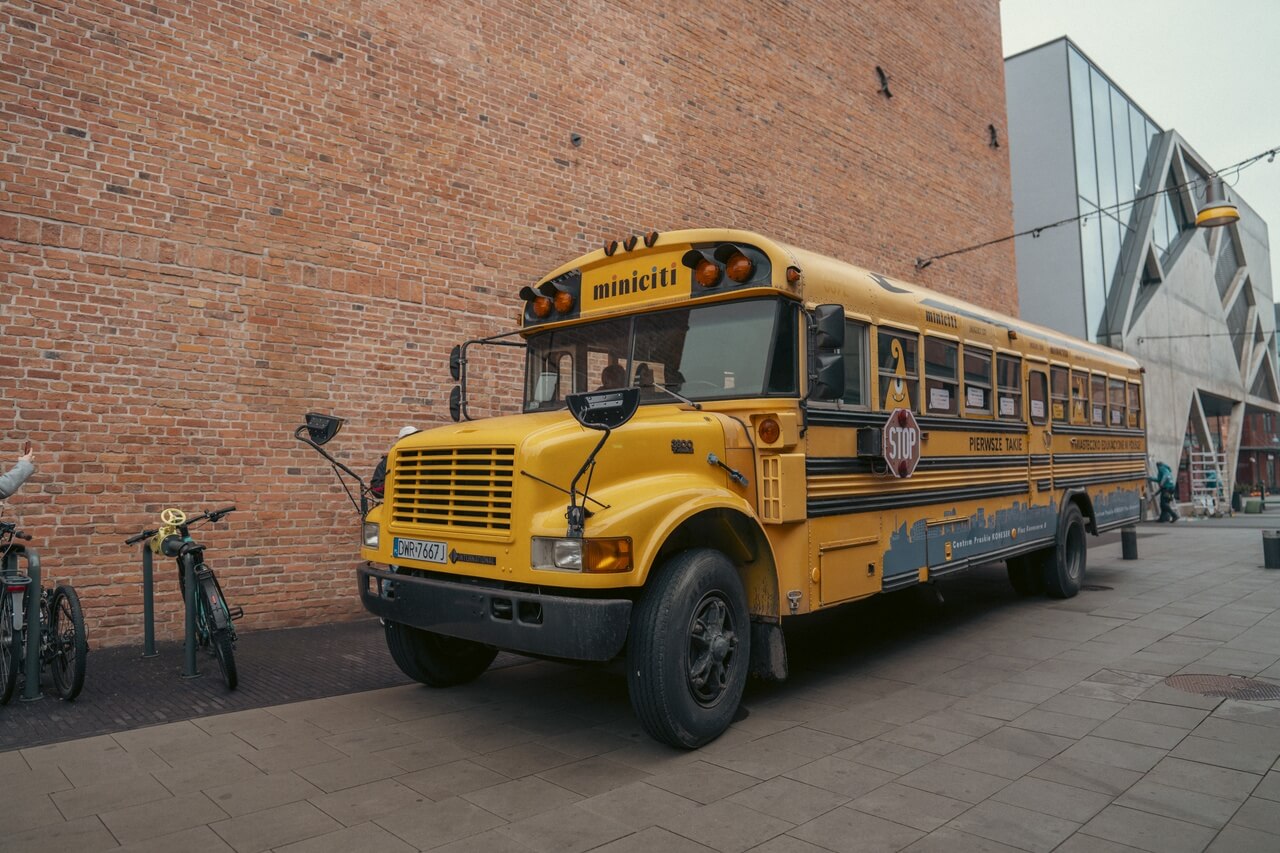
xmin=390 ymin=446 xmax=516 ymax=532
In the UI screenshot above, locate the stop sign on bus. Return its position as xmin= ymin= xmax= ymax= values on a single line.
xmin=882 ymin=408 xmax=921 ymax=478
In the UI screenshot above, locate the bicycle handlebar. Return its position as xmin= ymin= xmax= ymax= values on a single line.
xmin=123 ymin=506 xmax=238 ymax=546
xmin=0 ymin=521 xmax=31 ymax=541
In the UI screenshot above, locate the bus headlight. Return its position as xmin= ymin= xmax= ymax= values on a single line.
xmin=532 ymin=537 xmax=632 ymax=573
xmin=362 ymin=523 xmax=380 ymax=548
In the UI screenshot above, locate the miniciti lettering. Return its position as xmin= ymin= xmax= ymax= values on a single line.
xmin=592 ymin=262 xmax=680 ymax=302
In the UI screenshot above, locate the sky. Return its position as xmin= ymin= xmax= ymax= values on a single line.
xmin=1000 ymin=0 xmax=1280 ymax=297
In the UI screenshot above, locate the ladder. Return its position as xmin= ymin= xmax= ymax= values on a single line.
xmin=1189 ymin=449 xmax=1227 ymax=517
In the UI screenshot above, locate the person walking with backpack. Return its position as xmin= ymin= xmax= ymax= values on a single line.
xmin=1149 ymin=460 xmax=1179 ymax=523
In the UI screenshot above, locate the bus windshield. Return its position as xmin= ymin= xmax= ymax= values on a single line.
xmin=523 ymin=297 xmax=797 ymax=411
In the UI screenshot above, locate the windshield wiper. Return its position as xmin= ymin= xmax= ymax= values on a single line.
xmin=645 ymin=383 xmax=702 ymax=410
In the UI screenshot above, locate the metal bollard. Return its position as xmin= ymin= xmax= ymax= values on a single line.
xmin=1121 ymin=526 xmax=1138 ymax=560
xmin=1264 ymin=530 xmax=1280 ymax=570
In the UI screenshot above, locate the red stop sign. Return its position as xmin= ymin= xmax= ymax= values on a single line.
xmin=882 ymin=408 xmax=921 ymax=478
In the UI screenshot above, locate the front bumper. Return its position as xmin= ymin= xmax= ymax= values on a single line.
xmin=358 ymin=565 xmax=632 ymax=662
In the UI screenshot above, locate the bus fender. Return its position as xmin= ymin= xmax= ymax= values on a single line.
xmin=1061 ymin=488 xmax=1098 ymax=535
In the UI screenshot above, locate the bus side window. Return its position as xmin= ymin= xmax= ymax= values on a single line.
xmin=1028 ymin=370 xmax=1048 ymax=425
xmin=924 ymin=336 xmax=958 ymax=415
xmin=1127 ymin=381 xmax=1142 ymax=428
xmin=1108 ymin=378 xmax=1126 ymax=427
xmin=964 ymin=345 xmax=993 ymax=415
xmin=997 ymin=354 xmax=1022 ymax=419
xmin=1070 ymin=369 xmax=1089 ymax=424
xmin=1051 ymin=365 xmax=1069 ymax=423
xmin=842 ymin=319 xmax=868 ymax=406
xmin=1091 ymin=372 xmax=1107 ymax=425
xmin=877 ymin=328 xmax=920 ymax=411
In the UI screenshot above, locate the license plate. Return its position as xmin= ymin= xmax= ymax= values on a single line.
xmin=392 ymin=537 xmax=447 ymax=563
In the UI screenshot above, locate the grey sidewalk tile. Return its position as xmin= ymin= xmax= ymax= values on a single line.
xmin=1059 ymin=737 xmax=1166 ymax=773
xmin=858 ymin=688 xmax=960 ymax=725
xmin=150 ymin=732 xmax=256 ymax=765
xmin=462 ymin=776 xmax=582 ymax=821
xmin=0 ymin=749 xmax=30 ymax=775
xmin=308 ymin=778 xmax=428 ymax=826
xmin=896 ymin=760 xmax=1010 ymax=804
xmin=1206 ymin=824 xmax=1280 ymax=853
xmin=472 ymin=742 xmax=576 ymax=778
xmin=535 ymin=754 xmax=649 ymax=796
xmin=1009 ymin=709 xmax=1103 ymax=739
xmin=319 ymin=724 xmax=420 ymax=757
xmin=978 ymin=725 xmax=1073 ymax=758
xmin=1079 ymin=804 xmax=1217 ymax=853
xmin=211 ymin=800 xmax=343 ymax=853
xmin=791 ymin=805 xmax=923 ymax=853
xmin=1132 ymin=683 xmax=1222 ymax=711
xmin=1115 ymin=701 xmax=1210 ymax=729
xmin=1175 ymin=620 xmax=1247 ymax=642
xmin=834 ymin=738 xmax=937 ymax=775
xmin=203 ymin=771 xmax=324 ymax=818
xmin=578 ymin=781 xmax=699 ymax=830
xmin=1193 ymin=716 xmax=1280 ymax=749
xmin=990 ymin=776 xmax=1112 ymax=822
xmin=880 ymin=723 xmax=975 ymax=756
xmin=938 ymin=741 xmax=1044 ymax=780
xmin=1211 ymin=698 xmax=1280 ymax=727
xmin=497 ymin=803 xmax=631 ymax=853
xmin=593 ymin=826 xmax=718 ymax=853
xmin=848 ymin=782 xmax=969 ymax=832
xmin=1114 ymin=779 xmax=1242 ymax=828
xmin=1053 ymin=836 xmax=1147 ymax=853
xmin=232 ymin=720 xmax=332 ymax=751
xmin=1089 ymin=717 xmax=1189 ymax=749
xmin=539 ymin=728 xmax=637 ymax=760
xmin=51 ymin=771 xmax=172 ymax=820
xmin=949 ymin=695 xmax=1037 ymax=722
xmin=745 ymin=835 xmax=833 ymax=853
xmin=1035 ymin=693 xmax=1127 ymax=721
xmin=375 ymin=796 xmax=506 ymax=850
xmin=727 ymin=777 xmax=848 ymax=824
xmin=979 ymin=681 xmax=1061 ymax=704
xmin=648 ymin=760 xmax=760 ymax=804
xmin=703 ymin=741 xmax=819 ymax=781
xmin=945 ymin=799 xmax=1079 ymax=853
xmin=1231 ymin=795 xmax=1280 ymax=835
xmin=151 ymin=750 xmax=263 ymax=795
xmin=397 ymin=758 xmax=509 ymax=801
xmin=782 ymin=755 xmax=896 ymax=800
xmin=0 ymin=815 xmax=117 ymax=853
xmin=658 ymin=800 xmax=793 ymax=853
xmin=1143 ymin=756 xmax=1262 ymax=799
xmin=429 ymin=828 xmax=537 ymax=853
xmin=271 ymin=822 xmax=416 ymax=853
xmin=899 ymin=826 xmax=1025 ymax=852
xmin=804 ymin=710 xmax=897 ymax=742
xmin=746 ymin=725 xmax=860 ymax=759
xmin=1169 ymin=735 xmax=1278 ymax=774
xmin=1253 ymin=770 xmax=1280 ymax=801
xmin=1008 ymin=659 xmax=1102 ymax=689
xmin=110 ymin=825 xmax=235 ymax=853
xmin=373 ymin=735 xmax=476 ymax=772
xmin=453 ymin=723 xmax=543 ymax=755
xmin=113 ymin=720 xmax=220 ymax=754
xmin=1028 ymin=756 xmax=1143 ymax=796
xmin=293 ymin=753 xmax=403 ymax=793
xmin=240 ymin=738 xmax=347 ymax=774
xmin=913 ymin=710 xmax=1004 ymax=738
xmin=100 ymin=790 xmax=228 ymax=843
xmin=3 ymin=788 xmax=66 ymax=834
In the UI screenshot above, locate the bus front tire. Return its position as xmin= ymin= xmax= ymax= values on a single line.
xmin=1044 ymin=504 xmax=1087 ymax=599
xmin=627 ymin=549 xmax=750 ymax=749
xmin=384 ymin=622 xmax=497 ymax=687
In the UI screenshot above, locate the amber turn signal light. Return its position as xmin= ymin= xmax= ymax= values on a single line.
xmin=553 ymin=290 xmax=575 ymax=313
xmin=532 ymin=296 xmax=553 ymax=318
xmin=725 ymin=251 xmax=754 ymax=283
xmin=586 ymin=537 xmax=632 ymax=573
xmin=757 ymin=417 xmax=781 ymax=444
xmin=694 ymin=258 xmax=721 ymax=288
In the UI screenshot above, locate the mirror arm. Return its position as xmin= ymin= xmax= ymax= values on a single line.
xmin=566 ymin=427 xmax=611 ymax=538
xmin=451 ymin=332 xmax=527 ymax=422
xmin=293 ymin=425 xmax=371 ymax=518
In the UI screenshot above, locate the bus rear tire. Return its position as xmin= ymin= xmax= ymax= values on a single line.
xmin=627 ymin=549 xmax=750 ymax=749
xmin=384 ymin=622 xmax=497 ymax=687
xmin=1044 ymin=504 xmax=1087 ymax=599
xmin=1006 ymin=555 xmax=1044 ymax=596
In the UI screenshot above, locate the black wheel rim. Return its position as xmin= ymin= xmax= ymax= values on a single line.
xmin=686 ymin=591 xmax=739 ymax=707
xmin=49 ymin=594 xmax=75 ymax=687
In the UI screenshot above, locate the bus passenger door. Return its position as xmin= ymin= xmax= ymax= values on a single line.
xmin=1027 ymin=368 xmax=1052 ymax=503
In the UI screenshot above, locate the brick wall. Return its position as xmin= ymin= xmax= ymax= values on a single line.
xmin=0 ymin=0 xmax=1014 ymax=645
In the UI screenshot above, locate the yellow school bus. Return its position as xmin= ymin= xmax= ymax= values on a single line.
xmin=356 ymin=228 xmax=1146 ymax=747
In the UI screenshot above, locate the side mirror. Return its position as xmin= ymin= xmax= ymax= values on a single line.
xmin=811 ymin=355 xmax=845 ymax=401
xmin=566 ymin=387 xmax=640 ymax=431
xmin=449 ymin=386 xmax=462 ymax=422
xmin=449 ymin=345 xmax=462 ymax=381
xmin=813 ymin=304 xmax=845 ymax=350
xmin=303 ymin=412 xmax=344 ymax=446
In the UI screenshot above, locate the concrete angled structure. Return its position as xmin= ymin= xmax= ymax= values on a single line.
xmin=1005 ymin=37 xmax=1278 ymax=504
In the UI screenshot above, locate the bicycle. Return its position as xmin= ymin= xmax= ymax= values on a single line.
xmin=1 ymin=520 xmax=87 ymax=703
xmin=124 ymin=506 xmax=242 ymax=689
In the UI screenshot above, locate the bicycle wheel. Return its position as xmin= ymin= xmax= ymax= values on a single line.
xmin=211 ymin=627 xmax=237 ymax=690
xmin=0 ymin=595 xmax=18 ymax=705
xmin=48 ymin=586 xmax=87 ymax=701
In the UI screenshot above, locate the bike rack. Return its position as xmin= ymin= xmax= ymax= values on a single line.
xmin=134 ymin=545 xmax=200 ymax=677
xmin=2 ymin=544 xmax=44 ymax=702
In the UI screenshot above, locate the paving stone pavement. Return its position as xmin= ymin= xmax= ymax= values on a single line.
xmin=5 ymin=516 xmax=1280 ymax=852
